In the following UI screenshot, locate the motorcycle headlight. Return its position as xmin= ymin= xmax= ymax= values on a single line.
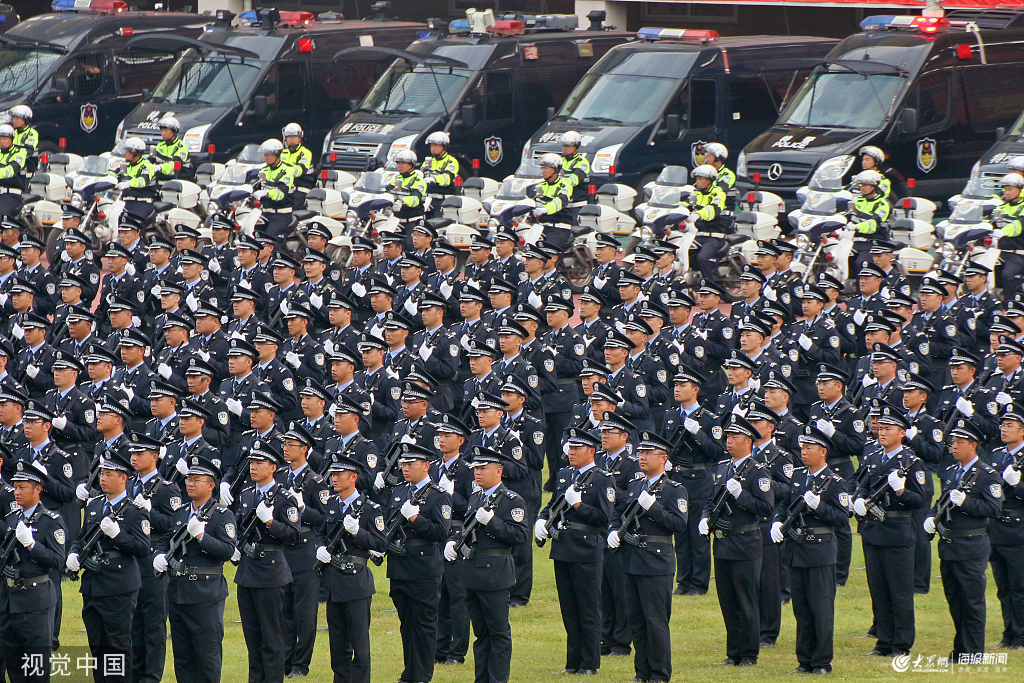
xmin=795 ymin=233 xmax=810 ymax=250
xmin=940 ymin=242 xmax=955 ymax=258
xmin=736 ymin=151 xmax=747 ymax=179
xmin=487 ymin=218 xmax=498 ymax=232
xmin=183 ymin=124 xmax=212 ymax=154
xmin=640 ymin=226 xmax=653 ymax=241
xmin=592 ymin=144 xmax=623 ymax=176
xmin=387 ymin=135 xmax=417 ymax=163
xmin=346 ymin=210 xmax=358 ymax=228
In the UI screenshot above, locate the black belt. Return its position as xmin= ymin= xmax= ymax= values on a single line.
xmin=404 ymin=539 xmax=434 ymax=547
xmin=713 ymin=522 xmax=760 ymax=538
xmin=1000 ymin=512 xmax=1024 ymax=522
xmin=884 ymin=511 xmax=913 ymax=518
xmin=337 ymin=555 xmax=369 ymax=566
xmin=674 ymin=463 xmax=710 ymax=471
xmin=795 ymin=526 xmax=834 ymax=537
xmin=6 ymin=574 xmax=48 ymax=588
xmin=178 ymin=566 xmax=224 ymax=578
xmin=565 ymin=522 xmax=601 ymax=533
xmin=450 ymin=521 xmax=464 ymax=530
xmin=474 ymin=548 xmax=512 ymax=557
xmin=939 ymin=526 xmax=987 ymax=539
xmin=630 ymin=535 xmax=673 ymax=544
xmin=557 ymin=378 xmax=577 ymax=386
xmin=102 ymin=551 xmax=124 ymax=559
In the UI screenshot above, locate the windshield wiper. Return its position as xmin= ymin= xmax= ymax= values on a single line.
xmin=379 ymin=108 xmax=418 ymax=116
xmin=582 ymin=116 xmax=622 ymax=124
xmin=351 ymin=107 xmax=378 ymax=114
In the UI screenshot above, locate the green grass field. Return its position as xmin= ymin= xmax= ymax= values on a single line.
xmin=55 ymin=513 xmax=1019 ymax=682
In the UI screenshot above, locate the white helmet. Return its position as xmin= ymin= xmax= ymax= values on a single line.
xmin=1000 ymin=173 xmax=1024 ymax=189
xmin=123 ymin=136 xmax=147 ymax=153
xmin=1008 ymin=156 xmax=1024 ymax=173
xmin=854 ymin=170 xmax=882 ymax=186
xmin=157 ymin=116 xmax=180 ymax=132
xmin=282 ymin=123 xmax=303 ymax=138
xmin=704 ymin=142 xmax=728 ymax=161
xmin=9 ymin=105 xmax=32 ymax=122
xmin=0 ymin=124 xmax=13 ymax=139
xmin=559 ymin=131 xmax=582 ymax=148
xmin=691 ymin=164 xmax=718 ymax=180
xmin=859 ymin=146 xmax=885 ymax=164
xmin=259 ymin=139 xmax=284 ymax=156
xmin=425 ymin=131 xmax=449 ymax=147
xmin=539 ymin=153 xmax=562 ymax=171
xmin=394 ymin=150 xmax=417 ymax=165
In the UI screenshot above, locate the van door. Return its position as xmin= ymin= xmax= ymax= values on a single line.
xmin=961 ymin=62 xmax=1024 ymax=186
xmin=43 ymin=51 xmax=112 ymax=154
xmin=725 ymin=77 xmax=780 ymax=153
xmin=889 ymin=69 xmax=954 ymax=196
xmin=456 ymin=70 xmax=516 ymax=177
xmin=250 ymin=61 xmax=306 ymax=143
xmin=680 ymin=79 xmax=719 ymax=168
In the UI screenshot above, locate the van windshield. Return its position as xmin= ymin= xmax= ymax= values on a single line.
xmin=0 ymin=48 xmax=62 ymax=97
xmin=360 ymin=63 xmax=472 ymax=116
xmin=780 ymin=71 xmax=906 ymax=129
xmin=151 ymin=56 xmax=262 ymax=106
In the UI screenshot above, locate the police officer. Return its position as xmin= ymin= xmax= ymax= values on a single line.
xmin=217 ymin=339 xmax=267 ymax=482
xmin=280 ymin=123 xmax=313 ymax=209
xmin=293 ymin=379 xmax=333 ymax=470
xmin=685 ymin=164 xmax=729 ymax=283
xmin=389 ymin=150 xmax=427 ymax=245
xmin=410 ymin=291 xmax=460 ymax=414
xmin=988 ymin=403 xmax=1024 ymax=648
xmin=995 ymin=173 xmax=1024 ymax=297
xmin=603 ymin=330 xmax=652 ymax=433
xmin=421 ymin=131 xmax=460 ymax=215
xmin=442 ymin=445 xmax=528 ymax=683
xmin=151 ymin=116 xmax=190 ymax=181
xmin=576 ymin=286 xmax=612 ymax=367
xmin=530 ymin=154 xmax=574 ymax=251
xmin=354 ymin=333 xmax=401 ymax=452
xmin=691 ymin=279 xmax=736 ymax=402
xmin=253 ymin=139 xmax=296 ymax=244
xmin=17 ymin=233 xmax=55 ymax=317
xmin=934 ymin=348 xmax=999 ymax=451
xmin=153 ymin=454 xmax=236 ymax=683
xmin=113 ymin=137 xmax=158 ymax=224
xmin=847 ymin=170 xmax=891 ymax=274
xmin=9 ymin=105 xmax=37 ymax=163
xmin=540 ymin=293 xmax=585 ymax=471
xmin=13 ymin=313 xmax=53 ymax=400
xmin=769 ymin=424 xmax=848 ymax=674
xmin=963 ymin=259 xmax=998 ymax=343
xmin=0 ymin=125 xmax=27 ymax=220
xmin=182 ymin=359 xmax=230 ymax=453
xmin=492 ymin=228 xmax=525 ymax=288
xmin=202 ymin=216 xmax=237 ymax=303
xmin=463 ymin=234 xmax=499 ymax=295
xmin=911 ymin=277 xmax=960 ymax=389
xmin=870 ymin=239 xmax=910 ymax=299
xmin=320 ymin=289 xmax=361 ymax=355
xmin=704 ymin=142 xmax=735 ymax=202
xmin=250 ymin=325 xmax=298 ymax=420
xmin=590 ymin=234 xmax=622 ymax=314
xmin=784 ymin=284 xmax=842 ymax=422
xmin=925 ymin=419 xmax=1002 ymax=662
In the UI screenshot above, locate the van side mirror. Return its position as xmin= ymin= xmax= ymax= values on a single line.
xmin=54 ymin=77 xmax=69 ymax=95
xmin=348 ymin=98 xmax=361 ymax=112
xmin=141 ymin=88 xmax=150 ymax=101
xmin=663 ymin=114 xmax=680 ymax=139
xmin=460 ymin=104 xmax=478 ymax=129
xmin=900 ymin=108 xmax=918 ymax=136
xmin=997 ymin=126 xmax=1006 ymax=140
xmin=253 ymin=95 xmax=268 ymax=118
xmin=546 ymin=106 xmax=555 ymax=120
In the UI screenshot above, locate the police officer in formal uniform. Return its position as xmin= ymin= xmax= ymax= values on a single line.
xmin=251 ymin=326 xmax=299 ymax=421
xmin=17 ymin=401 xmax=75 ymax=540
xmin=925 ymin=419 xmax=1002 ymax=662
xmin=603 ymin=330 xmax=652 ymax=434
xmin=607 ymin=431 xmax=688 ymax=683
xmin=183 ymin=359 xmax=230 ymax=453
xmin=320 ymin=289 xmax=361 ymax=355
xmin=201 ymin=216 xmax=237 ymax=303
xmin=769 ymin=424 xmax=848 ymax=674
xmin=962 ymin=259 xmax=998 ymax=344
xmin=217 ymin=339 xmax=267 ymax=478
xmin=910 ymin=277 xmax=960 ymax=389
xmin=462 ymin=233 xmax=497 ymax=296
xmin=934 ymin=348 xmax=1000 ymax=453
xmin=44 ymin=351 xmax=96 ymax=498
xmin=590 ymin=234 xmax=622 ymax=314
xmin=691 ymin=279 xmax=736 ymax=401
xmin=111 ymin=329 xmax=157 ymax=432
xmin=54 ymin=227 xmax=100 ymax=306
xmin=14 ymin=313 xmax=55 ymax=399
xmin=988 ymin=403 xmax=1024 ymax=648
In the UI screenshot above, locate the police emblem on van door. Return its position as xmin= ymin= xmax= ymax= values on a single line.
xmin=691 ymin=141 xmax=707 ymax=167
xmin=484 ymin=136 xmax=503 ymax=166
xmin=917 ymin=138 xmax=937 ymax=173
xmin=80 ymin=104 xmax=98 ymax=134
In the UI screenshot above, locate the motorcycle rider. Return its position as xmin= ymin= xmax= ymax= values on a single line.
xmin=0 ymin=124 xmax=26 ymax=219
xmin=9 ymin=105 xmax=37 ymax=173
xmin=995 ymin=173 xmax=1024 ymax=298
xmin=559 ymin=131 xmax=591 ymax=209
xmin=848 ymin=169 xmax=891 ymax=281
xmin=389 ymin=150 xmax=428 ymax=245
xmin=152 ymin=115 xmax=190 ymax=182
xmin=685 ymin=164 xmax=729 ymax=284
xmin=113 ymin=136 xmax=158 ymax=224
xmin=420 ymin=131 xmax=459 ymax=217
xmin=252 ymin=138 xmax=296 ymax=244
xmin=703 ymin=143 xmax=735 ymax=209
xmin=858 ymin=146 xmax=892 ymax=200
xmin=531 ymin=153 xmax=574 ymax=251
xmin=280 ymin=123 xmax=314 ymax=209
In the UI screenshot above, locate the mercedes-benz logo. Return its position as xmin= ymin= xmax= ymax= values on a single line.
xmin=767 ymin=163 xmax=783 ymax=181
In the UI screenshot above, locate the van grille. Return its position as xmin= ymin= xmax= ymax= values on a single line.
xmin=327 ymin=141 xmax=383 ymax=171
xmin=745 ymin=159 xmax=815 ymax=187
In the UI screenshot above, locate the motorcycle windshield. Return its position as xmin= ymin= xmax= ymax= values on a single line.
xmin=219 ymin=166 xmax=251 ymax=185
xmin=960 ymin=177 xmax=997 ymax=200
xmin=353 ymin=171 xmax=387 ymax=193
xmin=495 ymin=178 xmax=530 ymax=201
xmin=951 ymin=199 xmax=985 ymax=224
xmin=803 ymin=191 xmax=838 ymax=216
xmin=80 ymin=156 xmax=110 ymax=176
xmin=656 ymin=166 xmax=688 ymax=187
xmin=236 ymin=144 xmax=265 ymax=165
xmin=650 ymin=186 xmax=682 ymax=208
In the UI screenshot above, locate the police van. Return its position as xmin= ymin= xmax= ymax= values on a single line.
xmin=738 ymin=10 xmax=1024 ymax=207
xmin=117 ymin=6 xmax=426 ymax=163
xmin=0 ymin=3 xmax=205 ymax=155
xmin=969 ymin=104 xmax=1024 ymax=189
xmin=321 ymin=10 xmax=629 ymax=178
xmin=525 ymin=29 xmax=837 ymax=192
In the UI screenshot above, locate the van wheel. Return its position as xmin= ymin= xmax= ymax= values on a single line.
xmin=37 ymin=140 xmax=59 ymax=154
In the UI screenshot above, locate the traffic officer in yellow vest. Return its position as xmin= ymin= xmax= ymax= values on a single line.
xmin=704 ymin=142 xmax=735 ymax=207
xmin=152 ymin=116 xmax=190 ymax=182
xmin=531 ymin=153 xmax=574 ymax=251
xmin=559 ymin=131 xmax=591 ymax=207
xmin=995 ymin=173 xmax=1024 ymax=298
xmin=10 ymin=104 xmax=38 ymax=168
xmin=420 ymin=131 xmax=459 ymax=217
xmin=0 ymin=124 xmax=27 ymax=219
xmin=252 ymin=139 xmax=296 ymax=244
xmin=848 ymin=169 xmax=891 ymax=279
xmin=389 ymin=150 xmax=428 ymax=248
xmin=113 ymin=136 xmax=158 ymax=224
xmin=858 ymin=146 xmax=892 ymax=200
xmin=685 ymin=164 xmax=729 ymax=283
xmin=281 ymin=123 xmax=314 ymax=209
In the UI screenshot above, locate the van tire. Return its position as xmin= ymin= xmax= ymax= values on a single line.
xmin=37 ymin=141 xmax=60 ymax=154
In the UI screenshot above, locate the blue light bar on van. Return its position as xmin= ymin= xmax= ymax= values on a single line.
xmin=636 ymin=27 xmax=719 ymax=42
xmin=51 ymin=0 xmax=127 ymax=10
xmin=238 ymin=10 xmax=257 ymax=23
xmin=860 ymin=14 xmax=951 ymax=33
xmin=449 ymin=19 xmax=471 ymax=34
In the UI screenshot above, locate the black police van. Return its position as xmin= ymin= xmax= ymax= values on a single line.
xmin=738 ymin=10 xmax=1024 ymax=207
xmin=969 ymin=103 xmax=1024 ymax=190
xmin=527 ymin=29 xmax=838 ymax=191
xmin=118 ymin=6 xmax=426 ymax=163
xmin=321 ymin=11 xmax=629 ymax=178
xmin=0 ymin=4 xmax=205 ymax=155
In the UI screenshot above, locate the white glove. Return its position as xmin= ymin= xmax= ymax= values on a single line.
xmin=534 ymin=519 xmax=549 ymax=542
xmin=460 ymin=336 xmax=472 ymax=353
xmin=698 ymin=518 xmax=710 ymax=536
xmin=533 ymin=207 xmax=546 ymax=219
xmin=401 ymin=500 xmax=420 ymax=520
xmin=528 ymin=291 xmax=542 ymax=309
xmin=61 ymin=251 xmax=70 ymax=263
xmin=290 ymin=489 xmax=304 ymax=509
xmin=594 ymin=276 xmax=607 ymax=289
xmin=196 ymin=348 xmax=210 ymax=362
xmin=11 ymin=323 xmax=23 ymax=340
xmin=323 ymin=339 xmax=335 ymax=356
xmin=351 ymin=282 xmax=366 ymax=298
xmin=862 ymin=374 xmax=877 ymax=388
xmin=997 ymin=391 xmax=1013 ymax=406
xmin=949 ymin=489 xmax=966 ymax=507
xmin=887 ymin=470 xmax=906 ymax=492
xmin=770 ymin=521 xmax=785 ymax=543
xmin=239 ymin=279 xmax=251 ymax=291
xmin=100 ymin=517 xmax=120 ymax=538
xmin=158 ymin=363 xmax=173 ymax=380
xmin=803 ymin=489 xmax=820 ymax=510
xmin=439 ymin=280 xmax=453 ymax=299
xmin=475 ymin=507 xmax=495 ymax=525
xmin=116 ymin=181 xmax=130 ymax=191
xmin=798 ymin=334 xmax=812 ymax=351
xmin=185 ymin=292 xmax=199 ymax=311
xmin=285 ymin=351 xmax=301 ymax=369
xmin=763 ymin=285 xmax=777 ymax=302
xmin=309 ymin=292 xmax=323 ymax=309
xmin=256 ymin=501 xmax=274 ymax=523
xmin=726 ymin=478 xmax=742 ymax=498
xmin=374 ymin=473 xmax=386 ymax=491
xmin=231 ymin=548 xmax=242 ymax=563
xmin=151 ymin=285 xmax=162 ymax=297
xmin=749 ymin=377 xmax=760 ymax=392
xmin=732 ymin=404 xmax=747 ymax=417
xmin=956 ymin=396 xmax=974 ymax=417
xmin=442 ymin=540 xmax=458 ymax=562
xmin=208 ymin=258 xmax=221 ymax=274
xmin=906 ymin=426 xmax=918 ymax=441
xmin=66 ymin=552 xmax=80 ymax=573
xmin=26 ymin=364 xmax=39 ymax=379
xmin=403 ymin=297 xmax=418 ymax=316
xmin=563 ymin=442 xmax=570 ymax=456
xmin=438 ymin=474 xmax=454 ymax=495
xmin=316 ymin=546 xmax=332 ymax=563
xmin=853 ymin=497 xmax=868 ymax=517
xmin=52 ymin=415 xmax=68 ymax=431
xmin=344 ymin=515 xmax=360 ymax=535
xmin=638 ymin=490 xmax=656 ymax=510
xmin=226 ymin=398 xmax=243 ymax=416
xmin=15 ymin=520 xmax=33 ymax=548
xmin=418 ymin=344 xmax=432 ymax=361
xmin=853 ymin=309 xmax=867 ymax=326
xmin=1004 ymin=464 xmax=1022 ymax=486
xmin=607 ymin=530 xmax=621 ymax=549
xmin=134 ymin=493 xmax=151 ymax=511
xmin=564 ymin=485 xmax=582 ymax=507
xmin=220 ymin=482 xmax=234 ymax=506
xmin=694 ymin=328 xmax=708 ymax=340
xmin=76 ymin=483 xmax=90 ymax=501
xmin=153 ymin=554 xmax=168 ymax=573
xmin=922 ymin=516 xmax=937 ymax=534
xmin=253 ymin=190 xmax=268 ymax=201
xmin=187 ymin=517 xmax=206 ymax=539
xmin=816 ymin=419 xmax=835 ymax=437
xmin=123 ymin=386 xmax=135 ymax=402
xmin=175 ymin=458 xmax=190 ymax=476
xmin=684 ymin=417 xmax=700 ymax=435
xmin=279 ymin=300 xmax=290 ymax=315
xmin=685 ymin=212 xmax=698 ymax=226
xmin=125 ymin=262 xmax=136 ymax=277
xmin=392 ymin=200 xmax=403 ymax=213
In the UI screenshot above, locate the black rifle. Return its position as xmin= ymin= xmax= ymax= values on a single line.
xmin=71 ymin=502 xmax=129 ymax=580
xmin=537 ymin=468 xmax=597 ymax=548
xmin=232 ymin=486 xmax=281 ymax=565
xmin=856 ymin=457 xmax=909 ymax=522
xmin=315 ymin=497 xmax=371 ymax=576
xmin=156 ymin=496 xmax=218 ymax=578
xmin=929 ymin=465 xmax=982 ymax=541
xmin=383 ymin=484 xmax=432 ymax=555
xmin=612 ymin=477 xmax=666 ymax=553
xmin=941 ymin=370 xmax=994 ymax=442
xmin=778 ymin=477 xmax=832 ymax=540
xmin=0 ymin=524 xmax=20 ymax=577
xmin=449 ymin=492 xmax=500 ymax=561
xmin=704 ymin=456 xmax=756 ymax=535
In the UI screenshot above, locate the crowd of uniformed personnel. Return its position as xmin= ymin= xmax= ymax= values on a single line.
xmin=2 ymin=105 xmax=1024 ymax=683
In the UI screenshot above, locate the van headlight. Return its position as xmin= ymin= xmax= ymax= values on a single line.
xmin=183 ymin=124 xmax=211 ymax=153
xmin=969 ymin=160 xmax=980 ymax=180
xmin=736 ymin=151 xmax=747 ymax=178
xmin=817 ymin=155 xmax=855 ymax=182
xmin=592 ymin=144 xmax=622 ymax=175
xmin=521 ymin=139 xmax=531 ymax=164
xmin=116 ymin=120 xmax=125 ymax=142
xmin=387 ymin=135 xmax=416 ymax=162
